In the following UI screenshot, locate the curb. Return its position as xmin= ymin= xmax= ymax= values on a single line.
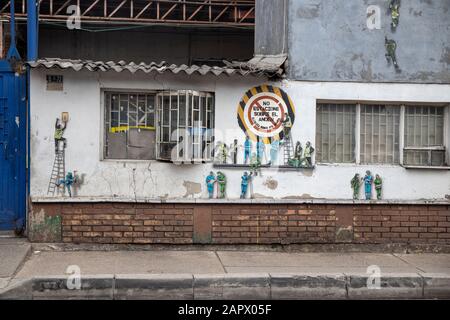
xmin=1 ymin=273 xmax=449 ymax=300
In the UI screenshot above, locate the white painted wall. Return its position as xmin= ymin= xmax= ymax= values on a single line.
xmin=30 ymin=68 xmax=450 ymax=201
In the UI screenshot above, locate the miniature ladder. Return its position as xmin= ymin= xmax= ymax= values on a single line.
xmin=47 ymin=149 xmax=65 ymax=195
xmin=283 ymin=134 xmax=294 ymax=165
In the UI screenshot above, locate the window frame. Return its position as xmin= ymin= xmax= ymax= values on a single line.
xmin=101 ymin=88 xmax=215 ymax=163
xmin=316 ymin=101 xmax=450 ymax=169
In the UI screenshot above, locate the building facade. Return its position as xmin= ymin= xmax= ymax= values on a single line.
xmin=1 ymin=0 xmax=449 ymax=245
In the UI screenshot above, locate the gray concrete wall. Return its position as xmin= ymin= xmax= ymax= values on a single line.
xmin=286 ymin=0 xmax=450 ymax=83
xmin=38 ymin=26 xmax=254 ymax=65
xmin=255 ymin=0 xmax=288 ymax=56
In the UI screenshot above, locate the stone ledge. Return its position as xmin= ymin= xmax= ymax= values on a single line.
xmin=30 ymin=196 xmax=450 ymax=206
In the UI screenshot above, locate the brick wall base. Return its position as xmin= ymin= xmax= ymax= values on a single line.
xmin=29 ymin=202 xmax=450 ymax=245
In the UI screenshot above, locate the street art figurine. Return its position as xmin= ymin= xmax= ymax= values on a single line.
xmin=56 ymin=171 xmax=77 ymax=197
xmin=304 ymin=141 xmax=315 ymax=167
xmin=256 ymin=138 xmax=265 ymax=164
xmin=351 ymin=174 xmax=361 ymax=200
xmin=217 ymin=142 xmax=228 ymax=164
xmin=250 ymin=152 xmax=261 ymax=176
xmin=205 ymin=171 xmax=216 ymax=199
xmin=240 ymin=172 xmax=253 ymax=199
xmin=217 ymin=171 xmax=227 ymax=199
xmin=54 ymin=118 xmax=67 ymax=152
xmin=282 ymin=114 xmax=293 ymax=139
xmin=389 ymin=0 xmax=400 ymax=30
xmin=268 ymin=139 xmax=280 ymax=166
xmin=374 ymin=174 xmax=383 ymax=200
xmin=231 ymin=139 xmax=238 ymax=165
xmin=363 ymin=170 xmax=374 ymax=200
xmin=244 ymin=135 xmax=252 ymax=164
xmin=294 ymin=141 xmax=303 ymax=161
xmin=385 ymin=37 xmax=400 ymax=70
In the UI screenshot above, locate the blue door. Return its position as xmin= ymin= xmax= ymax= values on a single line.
xmin=0 ymin=67 xmax=27 ymax=232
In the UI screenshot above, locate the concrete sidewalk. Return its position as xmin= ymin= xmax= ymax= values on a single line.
xmin=1 ymin=243 xmax=450 ymax=299
xmin=0 ymin=238 xmax=31 ymax=290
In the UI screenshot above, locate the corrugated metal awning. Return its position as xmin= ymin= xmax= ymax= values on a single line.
xmin=27 ymin=57 xmax=285 ymax=77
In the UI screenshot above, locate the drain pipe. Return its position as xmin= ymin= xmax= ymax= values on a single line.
xmin=6 ymin=0 xmax=20 ymax=60
xmin=27 ymin=0 xmax=38 ymax=62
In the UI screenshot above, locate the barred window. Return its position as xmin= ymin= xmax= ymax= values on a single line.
xmin=104 ymin=90 xmax=215 ymax=162
xmin=316 ymin=103 xmax=447 ymax=167
xmin=316 ymin=104 xmax=356 ymax=163
xmin=156 ymin=91 xmax=215 ymax=162
xmin=104 ymin=92 xmax=156 ymax=160
xmin=360 ymin=105 xmax=400 ymax=164
xmin=404 ymin=106 xmax=446 ymax=167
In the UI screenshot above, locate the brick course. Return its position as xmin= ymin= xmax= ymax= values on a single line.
xmin=30 ymin=202 xmax=450 ymax=245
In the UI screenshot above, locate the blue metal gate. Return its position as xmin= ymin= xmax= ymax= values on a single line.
xmin=0 ymin=67 xmax=27 ymax=231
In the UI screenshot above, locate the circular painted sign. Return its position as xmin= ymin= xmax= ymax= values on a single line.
xmin=237 ymin=85 xmax=295 ymax=143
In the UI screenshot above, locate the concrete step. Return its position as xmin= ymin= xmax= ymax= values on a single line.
xmin=1 ymin=273 xmax=449 ymax=300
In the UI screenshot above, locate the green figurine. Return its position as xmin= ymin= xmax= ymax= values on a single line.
xmin=374 ymin=174 xmax=383 ymax=200
xmin=351 ymin=174 xmax=361 ymax=200
xmin=385 ymin=37 xmax=399 ymax=70
xmin=217 ymin=171 xmax=227 ymax=199
xmin=389 ymin=0 xmax=400 ymax=30
xmin=249 ymin=152 xmax=261 ymax=176
xmin=217 ymin=142 xmax=228 ymax=164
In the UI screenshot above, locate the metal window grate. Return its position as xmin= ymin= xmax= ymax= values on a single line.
xmin=156 ymin=90 xmax=215 ymax=162
xmin=360 ymin=104 xmax=400 ymax=164
xmin=404 ymin=106 xmax=445 ymax=166
xmin=316 ymin=103 xmax=356 ymax=163
xmin=104 ymin=92 xmax=156 ymax=160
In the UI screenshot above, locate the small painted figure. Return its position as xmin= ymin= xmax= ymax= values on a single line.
xmin=217 ymin=142 xmax=228 ymax=164
xmin=54 ymin=118 xmax=67 ymax=152
xmin=351 ymin=174 xmax=361 ymax=200
xmin=205 ymin=171 xmax=216 ymax=199
xmin=282 ymin=114 xmax=293 ymax=139
xmin=240 ymin=172 xmax=253 ymax=199
xmin=231 ymin=139 xmax=238 ymax=165
xmin=244 ymin=135 xmax=252 ymax=164
xmin=250 ymin=152 xmax=261 ymax=176
xmin=256 ymin=138 xmax=265 ymax=164
xmin=268 ymin=139 xmax=280 ymax=166
xmin=303 ymin=141 xmax=315 ymax=167
xmin=389 ymin=0 xmax=400 ymax=30
xmin=217 ymin=171 xmax=227 ymax=199
xmin=374 ymin=174 xmax=383 ymax=200
xmin=385 ymin=37 xmax=400 ymax=70
xmin=363 ymin=170 xmax=374 ymax=200
xmin=294 ymin=141 xmax=303 ymax=161
xmin=56 ymin=171 xmax=77 ymax=197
